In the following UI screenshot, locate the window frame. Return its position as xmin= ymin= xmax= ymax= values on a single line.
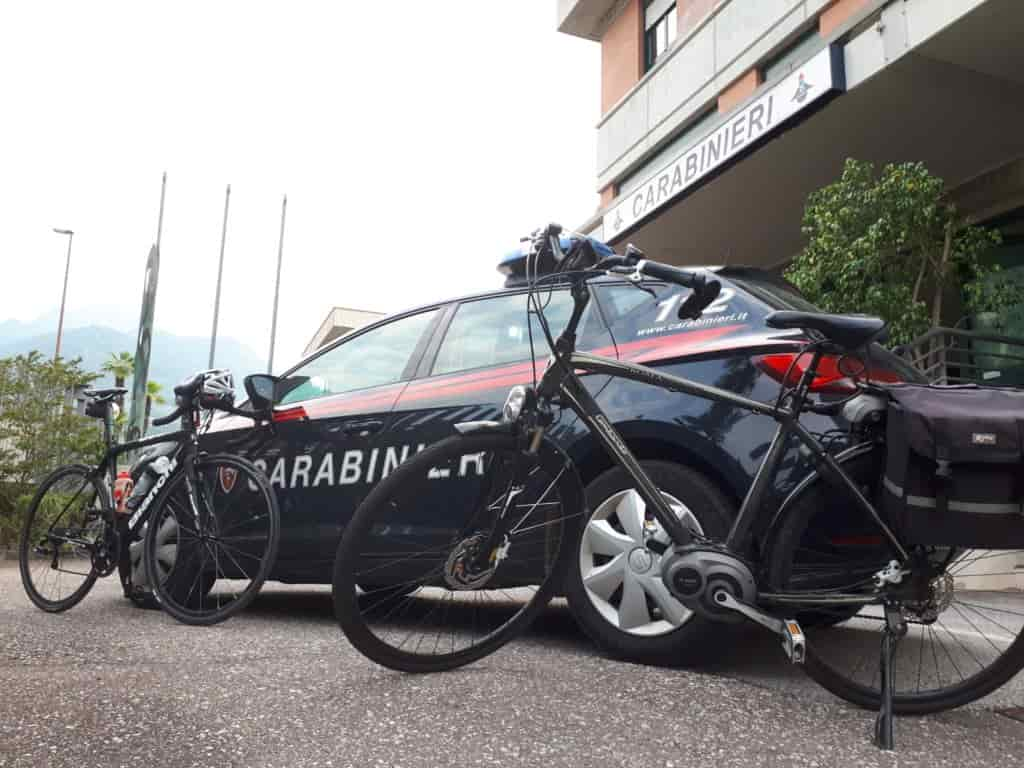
xmin=276 ymin=305 xmax=445 ymax=404
xmin=644 ymin=1 xmax=678 ymax=73
xmin=420 ymin=287 xmax=608 ymax=380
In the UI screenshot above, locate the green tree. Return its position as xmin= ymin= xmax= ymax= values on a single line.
xmin=144 ymin=379 xmax=166 ymax=431
xmin=785 ymin=159 xmax=1013 ymax=346
xmin=101 ymin=351 xmax=134 ymax=407
xmin=0 ymin=353 xmax=103 ymax=545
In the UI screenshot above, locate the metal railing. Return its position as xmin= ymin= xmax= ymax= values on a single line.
xmin=897 ymin=327 xmax=1024 ymax=386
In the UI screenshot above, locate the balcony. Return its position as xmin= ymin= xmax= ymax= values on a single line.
xmin=557 ymin=0 xmax=621 ymax=41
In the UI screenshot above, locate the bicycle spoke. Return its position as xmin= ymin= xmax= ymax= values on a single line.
xmin=337 ymin=436 xmax=573 ymax=669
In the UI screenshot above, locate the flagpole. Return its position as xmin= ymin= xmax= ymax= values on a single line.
xmin=209 ymin=184 xmax=231 ymax=369
xmin=155 ymin=171 xmax=166 ymax=248
xmin=127 ymin=172 xmax=165 ymax=444
xmin=267 ymin=194 xmax=287 ymax=374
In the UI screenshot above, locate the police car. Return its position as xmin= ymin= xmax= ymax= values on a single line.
xmin=188 ymin=244 xmax=917 ymax=664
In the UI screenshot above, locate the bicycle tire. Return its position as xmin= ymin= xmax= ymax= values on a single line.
xmin=333 ymin=432 xmax=585 ymax=673
xmin=766 ymin=450 xmax=1024 ymax=714
xmin=143 ymin=453 xmax=280 ymax=626
xmin=19 ymin=464 xmax=106 ymax=613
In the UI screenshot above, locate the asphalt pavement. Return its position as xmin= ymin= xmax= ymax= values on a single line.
xmin=2 ymin=562 xmax=1024 ymax=768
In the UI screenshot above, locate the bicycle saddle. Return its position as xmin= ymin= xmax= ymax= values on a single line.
xmin=174 ymin=372 xmax=205 ymax=398
xmin=765 ymin=311 xmax=886 ymax=350
xmin=83 ymin=387 xmax=129 ymax=400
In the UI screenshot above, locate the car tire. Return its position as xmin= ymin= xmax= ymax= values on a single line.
xmin=565 ymin=461 xmax=735 ymax=666
xmin=119 ymin=524 xmax=160 ymax=610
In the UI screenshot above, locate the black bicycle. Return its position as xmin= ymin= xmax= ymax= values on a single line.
xmin=19 ymin=369 xmax=280 ymax=626
xmin=333 ymin=225 xmax=1024 ymax=748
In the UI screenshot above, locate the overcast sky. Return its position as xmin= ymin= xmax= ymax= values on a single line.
xmin=0 ymin=2 xmax=599 ymax=370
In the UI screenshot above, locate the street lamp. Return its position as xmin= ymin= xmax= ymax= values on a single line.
xmin=52 ymin=228 xmax=74 ymax=360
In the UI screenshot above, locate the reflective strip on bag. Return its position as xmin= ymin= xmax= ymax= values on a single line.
xmin=883 ymin=476 xmax=1023 ymax=516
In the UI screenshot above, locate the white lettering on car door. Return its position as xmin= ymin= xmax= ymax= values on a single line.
xmin=252 ymin=444 xmax=482 ymax=489
xmin=381 ymin=445 xmax=411 ymax=479
xmin=290 ymin=455 xmax=313 ymax=488
xmin=269 ymin=458 xmax=287 ymax=488
xmin=338 ymin=450 xmax=362 ymax=485
xmin=459 ymin=452 xmax=486 ymax=478
xmin=312 ymin=453 xmax=334 ymax=486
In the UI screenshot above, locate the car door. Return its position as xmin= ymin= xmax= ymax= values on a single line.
xmin=262 ymin=307 xmax=442 ymax=577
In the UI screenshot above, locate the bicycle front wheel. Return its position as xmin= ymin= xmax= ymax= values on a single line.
xmin=19 ymin=464 xmax=106 ymax=612
xmin=767 ymin=451 xmax=1024 ymax=714
xmin=144 ymin=453 xmax=280 ymax=626
xmin=333 ymin=432 xmax=585 ymax=673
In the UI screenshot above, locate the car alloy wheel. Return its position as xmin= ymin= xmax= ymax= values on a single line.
xmin=579 ymin=488 xmax=703 ymax=637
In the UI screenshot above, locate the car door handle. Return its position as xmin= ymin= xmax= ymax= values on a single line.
xmin=340 ymin=419 xmax=385 ymax=436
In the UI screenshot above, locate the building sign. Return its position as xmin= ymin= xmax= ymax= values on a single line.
xmin=603 ymin=45 xmax=846 ymax=238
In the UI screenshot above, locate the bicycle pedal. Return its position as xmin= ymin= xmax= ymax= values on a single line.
xmin=781 ymin=619 xmax=805 ymax=664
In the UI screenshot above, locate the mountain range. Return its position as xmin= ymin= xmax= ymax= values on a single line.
xmin=0 ymin=309 xmax=265 ymax=417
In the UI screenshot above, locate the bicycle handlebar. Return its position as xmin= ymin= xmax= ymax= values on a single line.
xmin=152 ymin=407 xmax=183 ymax=427
xmin=151 ymin=401 xmax=267 ymax=428
xmin=602 ymin=254 xmax=722 ymax=321
xmin=678 ymin=276 xmax=721 ymax=320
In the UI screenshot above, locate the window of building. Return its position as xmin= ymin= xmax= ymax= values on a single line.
xmin=279 ymin=309 xmax=438 ymax=404
xmin=432 ymin=291 xmax=596 ymax=376
xmin=763 ymin=28 xmax=823 ymax=85
xmin=644 ymin=0 xmax=678 ymax=72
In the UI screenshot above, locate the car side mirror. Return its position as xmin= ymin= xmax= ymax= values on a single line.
xmin=244 ymin=374 xmax=281 ymax=412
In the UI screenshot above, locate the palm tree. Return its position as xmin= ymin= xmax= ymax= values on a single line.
xmin=101 ymin=352 xmax=134 ymax=408
xmin=145 ymin=380 xmax=166 ymax=431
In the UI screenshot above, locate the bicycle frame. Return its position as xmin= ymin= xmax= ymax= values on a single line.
xmin=88 ymin=405 xmax=192 ymax=536
xmin=531 ymin=277 xmax=908 ymax=572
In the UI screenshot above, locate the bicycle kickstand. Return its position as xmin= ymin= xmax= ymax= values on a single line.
xmin=874 ymin=602 xmax=907 ymax=751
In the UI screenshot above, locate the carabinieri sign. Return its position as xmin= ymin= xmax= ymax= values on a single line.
xmin=603 ymin=44 xmax=846 ymax=238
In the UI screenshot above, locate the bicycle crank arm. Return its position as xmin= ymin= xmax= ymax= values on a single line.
xmin=713 ymin=591 xmax=805 ymax=664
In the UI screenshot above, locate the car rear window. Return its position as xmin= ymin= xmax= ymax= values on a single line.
xmin=725 ymin=274 xmax=820 ymax=312
xmin=595 ymin=278 xmax=763 ymax=343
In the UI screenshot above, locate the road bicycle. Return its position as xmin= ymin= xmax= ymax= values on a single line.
xmin=19 ymin=369 xmax=280 ymax=626
xmin=333 ymin=225 xmax=1024 ymax=749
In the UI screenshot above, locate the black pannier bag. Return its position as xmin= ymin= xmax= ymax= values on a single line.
xmin=884 ymin=384 xmax=1024 ymax=548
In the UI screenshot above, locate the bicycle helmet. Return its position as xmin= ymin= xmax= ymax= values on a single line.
xmin=197 ymin=369 xmax=235 ymax=409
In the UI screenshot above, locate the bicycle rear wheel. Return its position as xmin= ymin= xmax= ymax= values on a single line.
xmin=143 ymin=453 xmax=280 ymax=626
xmin=333 ymin=432 xmax=584 ymax=673
xmin=18 ymin=464 xmax=106 ymax=612
xmin=767 ymin=453 xmax=1024 ymax=714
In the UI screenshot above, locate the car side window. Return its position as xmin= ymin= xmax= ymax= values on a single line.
xmin=432 ymin=291 xmax=590 ymax=376
xmin=278 ymin=309 xmax=438 ymax=405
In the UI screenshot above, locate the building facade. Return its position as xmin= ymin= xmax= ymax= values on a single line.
xmin=558 ymin=0 xmax=1024 ymax=332
xmin=303 ymin=307 xmax=385 ymax=358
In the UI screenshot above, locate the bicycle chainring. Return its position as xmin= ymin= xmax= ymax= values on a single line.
xmin=91 ymin=524 xmax=120 ymax=577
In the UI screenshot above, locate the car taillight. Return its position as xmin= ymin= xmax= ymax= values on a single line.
xmin=754 ymin=353 xmax=903 ymax=394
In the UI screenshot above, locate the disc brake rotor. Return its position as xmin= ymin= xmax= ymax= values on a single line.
xmin=443 ymin=533 xmax=499 ymax=590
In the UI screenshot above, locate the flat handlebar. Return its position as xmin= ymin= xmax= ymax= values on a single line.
xmin=601 ymin=255 xmax=722 ymax=321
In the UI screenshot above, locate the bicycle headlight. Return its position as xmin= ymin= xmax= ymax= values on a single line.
xmin=502 ymin=386 xmax=529 ymax=423
xmin=110 ymin=402 xmax=121 ymax=420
